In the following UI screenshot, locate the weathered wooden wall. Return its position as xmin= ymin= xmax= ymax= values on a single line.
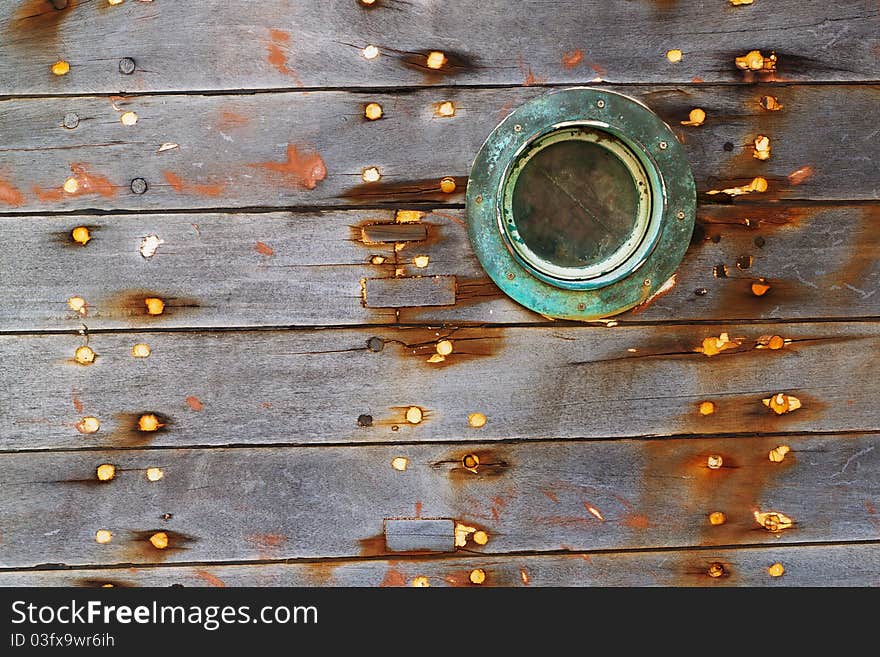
xmin=1 ymin=0 xmax=878 ymax=587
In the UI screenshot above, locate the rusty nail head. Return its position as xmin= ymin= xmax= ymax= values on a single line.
xmin=577 ymin=302 xmax=586 ymax=311
xmin=62 ymin=113 xmax=79 ymax=129
xmin=51 ymin=0 xmax=68 ymax=9
xmin=119 ymin=58 xmax=137 ymax=75
xmin=366 ymin=336 xmax=384 ymax=352
xmin=643 ymin=278 xmax=651 ymax=286
xmin=475 ymin=195 xmax=483 ymax=204
xmin=130 ymin=178 xmax=148 ymax=195
xmin=506 ymin=272 xmax=515 ymax=280
xmin=677 ymin=210 xmax=686 ymax=220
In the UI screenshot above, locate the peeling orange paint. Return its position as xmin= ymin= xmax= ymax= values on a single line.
xmin=0 ymin=179 xmax=24 ymax=206
xmin=562 ymin=49 xmax=584 ymax=69
xmin=163 ymin=171 xmax=225 ymax=197
xmin=250 ymin=144 xmax=327 ymax=190
xmin=185 ymin=396 xmax=204 ymax=412
xmin=254 ymin=241 xmax=275 ymax=257
xmin=267 ymin=28 xmax=303 ymax=85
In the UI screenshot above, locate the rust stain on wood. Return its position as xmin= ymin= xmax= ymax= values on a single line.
xmin=397 ymin=49 xmax=478 ymax=78
xmin=9 ymin=0 xmax=78 ymax=52
xmin=343 ymin=176 xmax=467 ymax=202
xmin=379 ymin=563 xmax=406 ymax=587
xmin=383 ymin=327 xmax=504 ymax=368
xmin=250 ymin=144 xmax=327 ymax=190
xmin=303 ymin=562 xmax=339 ymax=586
xmin=107 ymin=411 xmax=173 ymax=447
xmin=436 ymin=448 xmax=511 ymax=481
xmin=163 ymin=171 xmax=225 ymax=198
xmin=95 ymin=291 xmax=200 ymax=324
xmin=122 ymin=530 xmax=197 ymax=562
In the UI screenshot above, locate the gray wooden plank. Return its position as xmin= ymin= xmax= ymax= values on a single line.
xmin=365 ymin=276 xmax=456 ymax=308
xmin=0 ymin=1 xmax=876 ymax=94
xmin=1 ymin=322 xmax=877 ymax=451
xmin=1 ymin=204 xmax=878 ymax=331
xmin=0 ymin=85 xmax=877 ymax=215
xmin=0 ymin=434 xmax=877 ymax=567
xmin=384 ymin=518 xmax=455 ymax=553
xmin=2 ymin=543 xmax=877 ymax=587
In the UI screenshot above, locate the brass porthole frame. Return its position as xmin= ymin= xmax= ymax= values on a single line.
xmin=466 ymin=88 xmax=696 ymax=320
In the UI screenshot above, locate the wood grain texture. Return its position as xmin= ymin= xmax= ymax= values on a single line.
xmin=1 ymin=1 xmax=877 ymax=95
xmin=1 ymin=323 xmax=877 ymax=451
xmin=2 ymin=543 xmax=878 ymax=587
xmin=0 ymin=85 xmax=877 ymax=215
xmin=1 ymin=204 xmax=878 ymax=331
xmin=1 ymin=434 xmax=878 ymax=568
xmin=364 ymin=275 xmax=457 ymax=308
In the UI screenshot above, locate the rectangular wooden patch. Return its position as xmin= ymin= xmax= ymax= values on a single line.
xmin=384 ymin=518 xmax=455 ymax=553
xmin=365 ymin=276 xmax=456 ymax=308
xmin=361 ymin=223 xmax=428 ymax=243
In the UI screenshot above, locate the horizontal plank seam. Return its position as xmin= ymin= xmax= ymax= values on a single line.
xmin=4 ymin=538 xmax=878 ymax=575
xmin=2 ymin=429 xmax=878 ymax=456
xmin=2 ymin=198 xmax=880 ymax=220
xmin=3 ymin=79 xmax=880 ymax=103
xmin=3 ymin=316 xmax=880 ymax=338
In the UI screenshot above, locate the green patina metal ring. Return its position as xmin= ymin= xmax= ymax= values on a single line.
xmin=466 ymin=87 xmax=696 ymax=320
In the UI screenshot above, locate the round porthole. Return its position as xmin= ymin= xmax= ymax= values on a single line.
xmin=466 ymin=88 xmax=696 ymax=319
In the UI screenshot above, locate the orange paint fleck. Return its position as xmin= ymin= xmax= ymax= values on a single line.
xmin=415 ymin=501 xmax=423 ymax=517
xmin=163 ymin=171 xmax=225 ymax=198
xmin=691 ymin=76 xmax=704 ymax=83
xmin=266 ymin=28 xmax=303 ymax=85
xmin=72 ymin=395 xmax=84 ymax=413
xmin=590 ymin=63 xmax=607 ymax=78
xmin=562 ymin=49 xmax=584 ymax=69
xmin=260 ymin=402 xmax=273 ymax=409
xmin=251 ymin=144 xmax=327 ymax=190
xmin=380 ymin=567 xmax=406 ymax=587
xmin=787 ymin=166 xmax=814 ymax=186
xmin=185 ymin=396 xmax=204 ymax=412
xmin=195 ymin=570 xmax=226 ymax=587
xmin=0 ymin=179 xmax=24 ymax=206
xmin=254 ymin=241 xmax=275 ymax=257
xmin=520 ymin=568 xmax=530 ymax=585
